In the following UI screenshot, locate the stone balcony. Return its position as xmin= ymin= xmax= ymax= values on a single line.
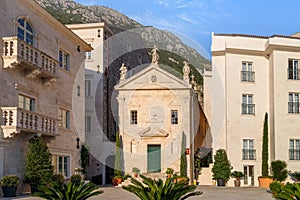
xmin=1 ymin=107 xmax=58 ymax=138
xmin=2 ymin=37 xmax=58 ymax=85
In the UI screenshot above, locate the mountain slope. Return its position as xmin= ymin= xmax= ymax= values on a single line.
xmin=35 ymin=0 xmax=211 ymax=75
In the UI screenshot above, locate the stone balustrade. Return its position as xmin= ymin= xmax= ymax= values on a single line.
xmin=2 ymin=37 xmax=58 ymax=77
xmin=1 ymin=107 xmax=57 ymax=138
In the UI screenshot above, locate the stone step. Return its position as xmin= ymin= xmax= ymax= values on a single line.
xmin=198 ymin=165 xmax=214 ymax=185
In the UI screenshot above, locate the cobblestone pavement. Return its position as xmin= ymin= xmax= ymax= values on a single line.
xmin=0 ymin=185 xmax=273 ymax=200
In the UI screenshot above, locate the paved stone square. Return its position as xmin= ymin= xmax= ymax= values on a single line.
xmin=0 ymin=185 xmax=273 ymax=200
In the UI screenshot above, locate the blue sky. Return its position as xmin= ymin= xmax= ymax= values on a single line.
xmin=76 ymin=0 xmax=300 ymax=57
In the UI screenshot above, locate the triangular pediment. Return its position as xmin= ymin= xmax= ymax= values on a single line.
xmin=115 ymin=63 xmax=192 ymax=91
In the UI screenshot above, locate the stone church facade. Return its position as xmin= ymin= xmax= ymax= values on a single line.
xmin=115 ymin=59 xmax=203 ymax=182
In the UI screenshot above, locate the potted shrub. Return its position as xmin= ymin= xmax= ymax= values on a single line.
xmin=132 ymin=167 xmax=140 ymax=178
xmin=112 ymin=132 xmax=123 ymax=186
xmin=231 ymin=171 xmax=244 ymax=187
xmin=258 ymin=113 xmax=273 ymax=188
xmin=166 ymin=168 xmax=174 ymax=179
xmin=269 ymin=181 xmax=283 ymax=197
xmin=271 ymin=160 xmax=288 ymax=183
xmin=211 ymin=149 xmax=231 ymax=186
xmin=0 ymin=174 xmax=20 ymax=197
xmin=24 ymin=137 xmax=54 ymax=193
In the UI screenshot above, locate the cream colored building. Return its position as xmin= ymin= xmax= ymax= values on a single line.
xmin=203 ymin=32 xmax=300 ymax=186
xmin=0 ymin=0 xmax=92 ymax=182
xmin=115 ymin=61 xmax=202 ymax=182
xmin=67 ymin=23 xmax=114 ymax=184
xmin=68 ymin=23 xmax=150 ymax=184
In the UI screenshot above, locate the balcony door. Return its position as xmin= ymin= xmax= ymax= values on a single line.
xmin=147 ymin=145 xmax=161 ymax=173
xmin=244 ymin=165 xmax=254 ymax=186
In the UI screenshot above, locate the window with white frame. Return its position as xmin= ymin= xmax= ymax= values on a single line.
xmin=242 ymin=139 xmax=256 ymax=160
xmin=58 ymin=108 xmax=70 ymax=129
xmin=59 ymin=49 xmax=70 ymax=71
xmin=130 ymin=110 xmax=137 ymax=124
xmin=85 ymin=52 xmax=92 ymax=61
xmin=85 ymin=80 xmax=92 ymax=97
xmin=52 ymin=155 xmax=70 ymax=177
xmin=241 ymin=62 xmax=255 ymax=82
xmin=17 ymin=18 xmax=34 ymax=45
xmin=85 ymin=115 xmax=91 ymax=133
xmin=242 ymin=94 xmax=255 ymax=115
xmin=288 ymin=59 xmax=299 ymax=80
xmin=171 ymin=110 xmax=178 ymax=125
xmin=18 ymin=94 xmax=35 ymax=111
xmin=289 ymin=139 xmax=300 ymax=160
xmin=288 ymin=93 xmax=300 ymax=114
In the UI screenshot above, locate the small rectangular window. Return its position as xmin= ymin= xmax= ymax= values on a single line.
xmin=241 ymin=62 xmax=255 ymax=82
xmin=85 ymin=52 xmax=92 ymax=61
xmin=85 ymin=80 xmax=92 ymax=97
xmin=289 ymin=139 xmax=300 ymax=160
xmin=18 ymin=94 xmax=35 ymax=111
xmin=53 ymin=155 xmax=70 ymax=177
xmin=130 ymin=110 xmax=137 ymax=124
xmin=288 ymin=59 xmax=299 ymax=80
xmin=242 ymin=139 xmax=256 ymax=160
xmin=59 ymin=49 xmax=70 ymax=71
xmin=171 ymin=110 xmax=178 ymax=124
xmin=85 ymin=116 xmax=91 ymax=133
xmin=58 ymin=108 xmax=70 ymax=129
xmin=288 ymin=93 xmax=300 ymax=114
xmin=241 ymin=94 xmax=255 ymax=115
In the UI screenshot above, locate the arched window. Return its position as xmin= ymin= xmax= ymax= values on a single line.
xmin=17 ymin=18 xmax=34 ymax=45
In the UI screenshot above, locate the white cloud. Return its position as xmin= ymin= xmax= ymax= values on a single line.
xmin=158 ymin=0 xmax=169 ymax=7
xmin=176 ymin=13 xmax=197 ymax=24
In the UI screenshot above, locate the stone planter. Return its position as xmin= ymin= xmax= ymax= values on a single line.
xmin=2 ymin=186 xmax=18 ymax=197
xmin=112 ymin=177 xmax=123 ymax=186
xmin=234 ymin=179 xmax=241 ymax=187
xmin=217 ymin=179 xmax=226 ymax=186
xmin=258 ymin=177 xmax=273 ymax=188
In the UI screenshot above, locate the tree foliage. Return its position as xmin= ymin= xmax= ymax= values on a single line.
xmin=34 ymin=181 xmax=103 ymax=200
xmin=24 ymin=136 xmax=54 ymax=190
xmin=211 ymin=149 xmax=231 ymax=182
xmin=114 ymin=132 xmax=122 ymax=177
xmin=180 ymin=132 xmax=187 ymax=178
xmin=80 ymin=145 xmax=89 ymax=175
xmin=122 ymin=174 xmax=202 ymax=200
xmin=271 ymin=160 xmax=288 ymax=182
xmin=262 ymin=112 xmax=269 ymax=177
xmin=275 ymin=183 xmax=300 ymax=200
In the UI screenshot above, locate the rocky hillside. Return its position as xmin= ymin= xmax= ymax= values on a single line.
xmin=35 ymin=0 xmax=210 ymax=71
xmin=35 ymin=0 xmax=142 ymax=28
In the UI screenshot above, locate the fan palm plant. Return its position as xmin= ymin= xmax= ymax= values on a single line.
xmin=33 ymin=181 xmax=103 ymax=200
xmin=275 ymin=182 xmax=300 ymax=200
xmin=122 ymin=174 xmax=202 ymax=200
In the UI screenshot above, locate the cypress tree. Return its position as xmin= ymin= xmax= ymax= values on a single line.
xmin=180 ymin=132 xmax=187 ymax=177
xmin=262 ymin=113 xmax=269 ymax=177
xmin=114 ymin=132 xmax=122 ymax=178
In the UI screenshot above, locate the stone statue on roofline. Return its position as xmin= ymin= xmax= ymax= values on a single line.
xmin=151 ymin=47 xmax=159 ymax=64
xmin=183 ymin=61 xmax=190 ymax=83
xmin=120 ymin=63 xmax=127 ymax=81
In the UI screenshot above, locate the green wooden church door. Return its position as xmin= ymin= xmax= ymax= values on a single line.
xmin=147 ymin=145 xmax=161 ymax=173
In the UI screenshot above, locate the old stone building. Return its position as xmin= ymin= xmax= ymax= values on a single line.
xmin=0 ymin=0 xmax=92 ymax=181
xmin=115 ymin=56 xmax=204 ymax=182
